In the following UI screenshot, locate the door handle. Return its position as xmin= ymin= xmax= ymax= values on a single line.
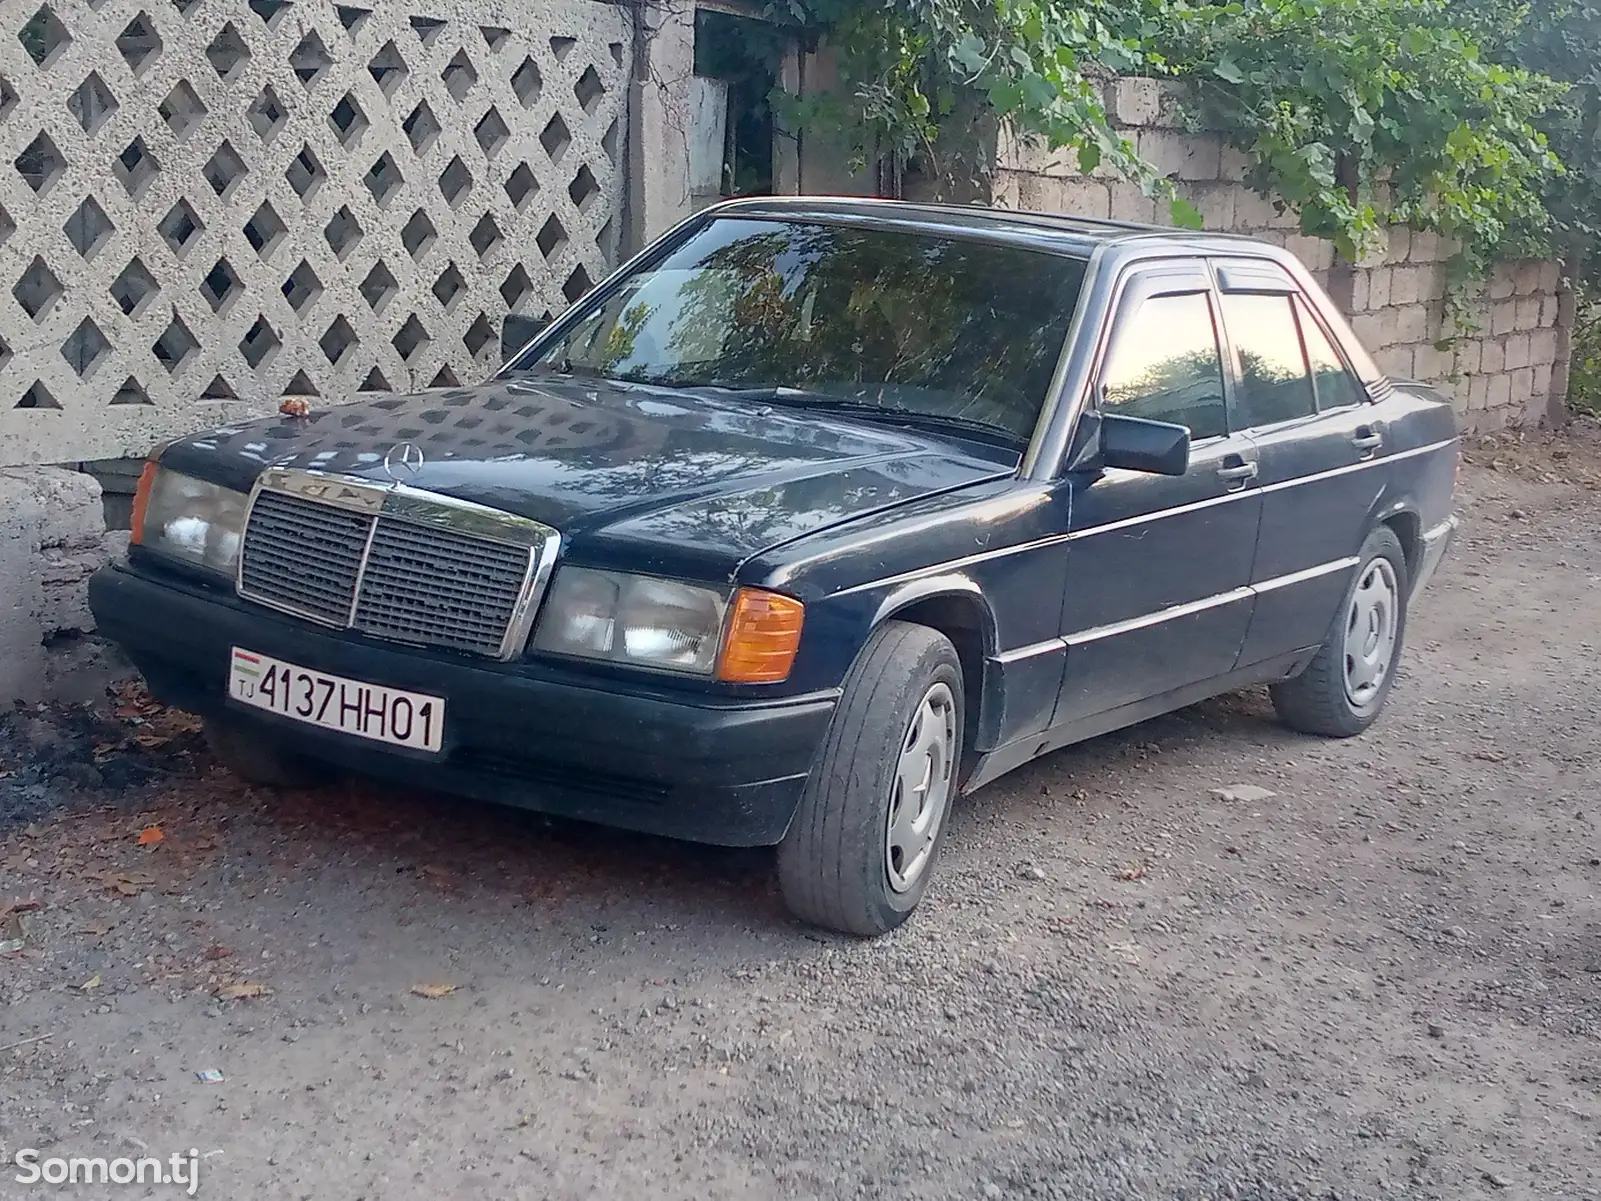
xmin=1216 ymin=459 xmax=1259 ymax=490
xmin=1352 ymin=426 xmax=1383 ymax=458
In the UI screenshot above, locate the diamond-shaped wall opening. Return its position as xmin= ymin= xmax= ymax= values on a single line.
xmin=568 ymin=164 xmax=600 ymax=212
xmin=474 ymin=107 xmax=510 ymax=158
xmin=320 ymin=314 xmax=357 ymax=364
xmin=282 ymin=260 xmax=323 ymax=314
xmin=68 ymin=72 xmax=119 ymax=136
xmin=247 ymin=0 xmax=290 ymax=26
xmin=429 ymin=365 xmax=461 ymax=388
xmin=392 ymin=315 xmax=429 ymax=362
xmin=157 ymin=198 xmax=204 ymax=256
xmin=438 ymin=155 xmax=471 ymax=207
xmin=203 ymin=140 xmax=247 ymax=198
xmin=247 ymin=85 xmax=288 ymax=143
xmin=200 ymin=374 xmax=236 ymax=400
xmin=21 ymin=6 xmax=71 ymax=67
xmin=110 ymin=257 xmax=158 ymax=315
xmin=200 ymin=257 xmax=242 ymax=312
xmin=469 ymin=213 xmax=502 ymax=259
xmin=549 ymin=36 xmax=576 ymax=62
xmin=403 ymin=100 xmax=440 ymax=153
xmin=365 ymin=151 xmax=402 ymax=205
xmin=153 ymin=316 xmax=199 ymax=374
xmin=401 ymin=210 xmax=435 ymax=260
xmin=480 ymin=25 xmax=509 ymax=51
xmin=286 ymin=144 xmax=326 ymax=199
xmin=0 ymin=76 xmax=17 ymax=122
xmin=597 ymin=218 xmax=616 ymax=260
xmin=504 ymin=162 xmax=537 ymax=209
xmin=540 ymin=114 xmax=572 ymax=164
xmin=563 ymin=265 xmax=592 ymax=304
xmin=13 ymin=256 xmax=62 ymax=320
xmin=329 ymin=92 xmax=367 ymax=146
xmin=282 ymin=369 xmax=319 ymax=397
xmin=0 ymin=334 xmax=10 ymax=371
xmin=464 ymin=313 xmax=496 ymax=359
xmin=359 ymin=261 xmax=397 ymax=312
xmin=500 ymin=263 xmax=533 ymax=310
xmin=511 ymin=57 xmax=542 ymax=107
xmin=536 ymin=214 xmax=567 ymax=259
xmin=15 ymin=132 xmax=65 ymax=194
xmin=432 ymin=262 xmax=464 ymax=309
xmin=206 ymin=22 xmax=251 ymax=80
xmin=114 ymin=136 xmax=158 ymax=197
xmin=173 ymin=0 xmax=202 ymax=13
xmin=602 ymin=119 xmax=619 ymax=166
xmin=324 ymin=205 xmax=362 ymax=258
xmin=116 ymin=12 xmax=161 ymax=74
xmin=292 ymin=30 xmax=333 ymax=87
xmin=368 ymin=41 xmax=408 ymax=97
xmin=409 ymin=15 xmax=445 ymax=45
xmin=64 ymin=197 xmax=113 ymax=259
xmin=244 ymin=200 xmax=286 ymax=257
xmin=158 ymin=79 xmax=207 ymax=139
xmin=336 ymin=5 xmax=370 ymax=34
xmin=111 ymin=376 xmax=152 ymax=405
xmin=240 ymin=315 xmax=281 ymax=369
xmin=574 ymin=65 xmax=605 ymax=115
xmin=441 ymin=50 xmax=478 ymax=103
xmin=0 ymin=204 xmax=12 ymax=245
xmin=18 ymin=382 xmax=60 ymax=409
xmin=360 ymin=367 xmax=391 ymax=391
xmin=61 ymin=317 xmax=111 ymax=377
xmin=610 ymin=41 xmax=625 ymax=67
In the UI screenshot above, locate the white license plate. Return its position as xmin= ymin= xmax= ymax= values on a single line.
xmin=228 ymin=647 xmax=445 ymax=753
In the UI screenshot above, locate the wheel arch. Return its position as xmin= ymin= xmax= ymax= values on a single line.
xmin=1374 ymin=503 xmax=1423 ymax=582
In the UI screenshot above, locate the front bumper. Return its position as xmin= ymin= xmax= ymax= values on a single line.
xmin=1410 ymin=513 xmax=1458 ymax=598
xmin=89 ymin=564 xmax=836 ymax=847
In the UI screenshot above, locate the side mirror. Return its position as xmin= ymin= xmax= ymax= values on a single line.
xmin=501 ymin=313 xmax=552 ymax=364
xmin=1099 ymin=411 xmax=1191 ymax=476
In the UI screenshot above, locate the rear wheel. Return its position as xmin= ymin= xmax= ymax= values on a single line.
xmin=1271 ymin=525 xmax=1409 ymax=737
xmin=204 ymin=716 xmax=325 ymax=789
xmin=778 ymin=621 xmax=964 ymax=937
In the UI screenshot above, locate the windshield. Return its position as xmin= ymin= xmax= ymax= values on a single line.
xmin=514 ymin=217 xmax=1089 ymax=440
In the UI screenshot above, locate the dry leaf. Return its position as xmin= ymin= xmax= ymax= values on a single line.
xmin=203 ymin=944 xmax=234 ymax=961
xmin=215 ymin=981 xmax=268 ymax=1000
xmin=78 ymin=974 xmax=102 ymax=991
xmin=114 ymin=881 xmax=140 ymax=897
xmin=134 ymin=734 xmax=170 ymax=750
xmin=410 ymin=983 xmax=458 ymax=999
xmin=279 ymin=397 xmax=311 ymax=417
xmin=79 ymin=920 xmax=115 ymax=938
xmin=1117 ymin=866 xmax=1148 ymax=882
xmin=136 ymin=827 xmax=164 ymax=846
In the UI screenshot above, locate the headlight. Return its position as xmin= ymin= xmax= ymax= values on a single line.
xmin=532 ymin=567 xmax=729 ymax=673
xmin=132 ymin=466 xmax=247 ymax=578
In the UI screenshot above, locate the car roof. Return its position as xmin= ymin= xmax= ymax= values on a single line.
xmin=704 ymin=195 xmax=1276 ymax=259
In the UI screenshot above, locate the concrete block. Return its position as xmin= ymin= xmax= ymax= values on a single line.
xmin=1486 ymin=373 xmax=1513 ymax=410
xmin=1491 ymin=299 xmax=1518 ymax=336
xmin=1424 ymin=267 xmax=1448 ymax=302
xmin=1108 ymin=181 xmax=1159 ymax=223
xmin=1285 ymin=234 xmax=1334 ymax=271
xmin=1509 ymin=366 xmax=1535 ymax=407
xmin=1503 ymin=332 xmax=1531 ymax=370
xmin=1392 ymin=303 xmax=1429 ymax=344
xmin=1387 ymin=226 xmax=1411 ymax=264
xmin=1187 ymin=183 xmax=1237 ymax=231
xmin=1467 ymin=374 xmax=1491 ymax=411
xmin=1136 ymin=130 xmax=1222 ymax=181
xmin=1408 ymin=231 xmax=1443 ymax=263
xmin=1453 ymin=340 xmax=1481 ymax=376
xmin=1514 ymin=296 xmax=1542 ymax=331
xmin=1109 ymin=77 xmax=1163 ymax=128
xmin=1389 ymin=265 xmax=1428 ymax=307
xmin=1479 ymin=338 xmax=1506 ymax=374
xmin=1375 ymin=344 xmax=1415 ymax=380
xmin=1218 ymin=145 xmax=1254 ymax=183
xmin=1413 ymin=342 xmax=1454 ymax=380
xmin=1489 ymin=269 xmax=1517 ymax=300
xmin=1351 ymin=311 xmax=1392 ymax=350
xmin=1348 ymin=269 xmax=1371 ymax=313
xmin=1529 ymin=327 xmax=1559 ymax=366
xmin=1514 ymin=261 xmax=1543 ymax=295
xmin=1234 ymin=189 xmax=1297 ymax=229
xmin=1367 ymin=267 xmax=1392 ymax=310
xmin=1018 ymin=174 xmax=1113 ymax=218
xmin=1539 ymin=260 xmax=1562 ymax=294
xmin=1540 ymin=294 xmax=1561 ymax=327
xmin=1532 ymin=361 xmax=1553 ymax=399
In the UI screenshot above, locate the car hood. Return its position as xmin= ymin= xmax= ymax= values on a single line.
xmin=160 ymin=377 xmax=1016 ymax=571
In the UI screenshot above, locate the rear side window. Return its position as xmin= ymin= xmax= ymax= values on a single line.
xmin=1220 ymin=293 xmax=1317 ymax=428
xmin=1098 ymin=292 xmax=1228 ymax=441
xmin=1295 ymin=298 xmax=1367 ymax=410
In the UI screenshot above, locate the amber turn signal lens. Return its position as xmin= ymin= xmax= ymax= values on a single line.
xmin=128 ymin=461 xmax=158 ymax=546
xmin=717 ymin=589 xmax=805 ymax=684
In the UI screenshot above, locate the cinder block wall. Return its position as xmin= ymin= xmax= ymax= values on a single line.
xmin=992 ymin=78 xmax=1570 ymax=431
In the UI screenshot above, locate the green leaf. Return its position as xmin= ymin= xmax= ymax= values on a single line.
xmin=1077 ymin=141 xmax=1103 ymax=174
xmin=1170 ymin=195 xmax=1205 ymax=230
xmin=1213 ymin=53 xmax=1244 ymax=84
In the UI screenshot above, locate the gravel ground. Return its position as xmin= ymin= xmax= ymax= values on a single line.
xmin=2 ymin=425 xmax=1599 ymax=1201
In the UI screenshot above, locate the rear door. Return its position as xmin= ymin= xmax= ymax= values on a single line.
xmin=1212 ymin=259 xmax=1392 ymax=668
xmin=1051 ymin=261 xmax=1264 ymax=726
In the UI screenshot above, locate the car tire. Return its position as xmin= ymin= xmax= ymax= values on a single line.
xmin=1271 ymin=525 xmax=1410 ymax=738
xmin=777 ymin=621 xmax=965 ymax=938
xmin=204 ymin=716 xmax=325 ymax=789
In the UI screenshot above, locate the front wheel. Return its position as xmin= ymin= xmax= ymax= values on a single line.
xmin=777 ymin=621 xmax=964 ymax=937
xmin=1271 ymin=525 xmax=1409 ymax=738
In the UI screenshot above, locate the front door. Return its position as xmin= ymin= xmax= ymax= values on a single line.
xmin=1051 ymin=264 xmax=1264 ymax=727
xmin=1210 ymin=261 xmax=1394 ymax=668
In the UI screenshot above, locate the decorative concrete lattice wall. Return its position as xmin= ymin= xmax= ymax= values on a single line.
xmin=994 ymin=78 xmax=1572 ymax=432
xmin=0 ymin=0 xmax=632 ymax=466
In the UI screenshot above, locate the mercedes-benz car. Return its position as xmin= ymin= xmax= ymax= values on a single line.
xmin=89 ymin=197 xmax=1459 ymax=936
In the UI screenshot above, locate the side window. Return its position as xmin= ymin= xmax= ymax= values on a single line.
xmin=1219 ymin=292 xmax=1317 ymax=428
xmin=1295 ymin=298 xmax=1367 ymax=410
xmin=1099 ymin=292 xmax=1227 ymax=441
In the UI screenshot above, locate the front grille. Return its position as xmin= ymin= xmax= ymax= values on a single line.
xmin=238 ymin=488 xmax=539 ymax=658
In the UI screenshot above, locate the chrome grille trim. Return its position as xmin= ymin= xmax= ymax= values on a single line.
xmin=236 ymin=468 xmax=561 ymax=661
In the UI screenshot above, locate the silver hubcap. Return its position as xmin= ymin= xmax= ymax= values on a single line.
xmin=1343 ymin=557 xmax=1400 ymax=707
xmin=885 ymin=682 xmax=957 ymax=894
